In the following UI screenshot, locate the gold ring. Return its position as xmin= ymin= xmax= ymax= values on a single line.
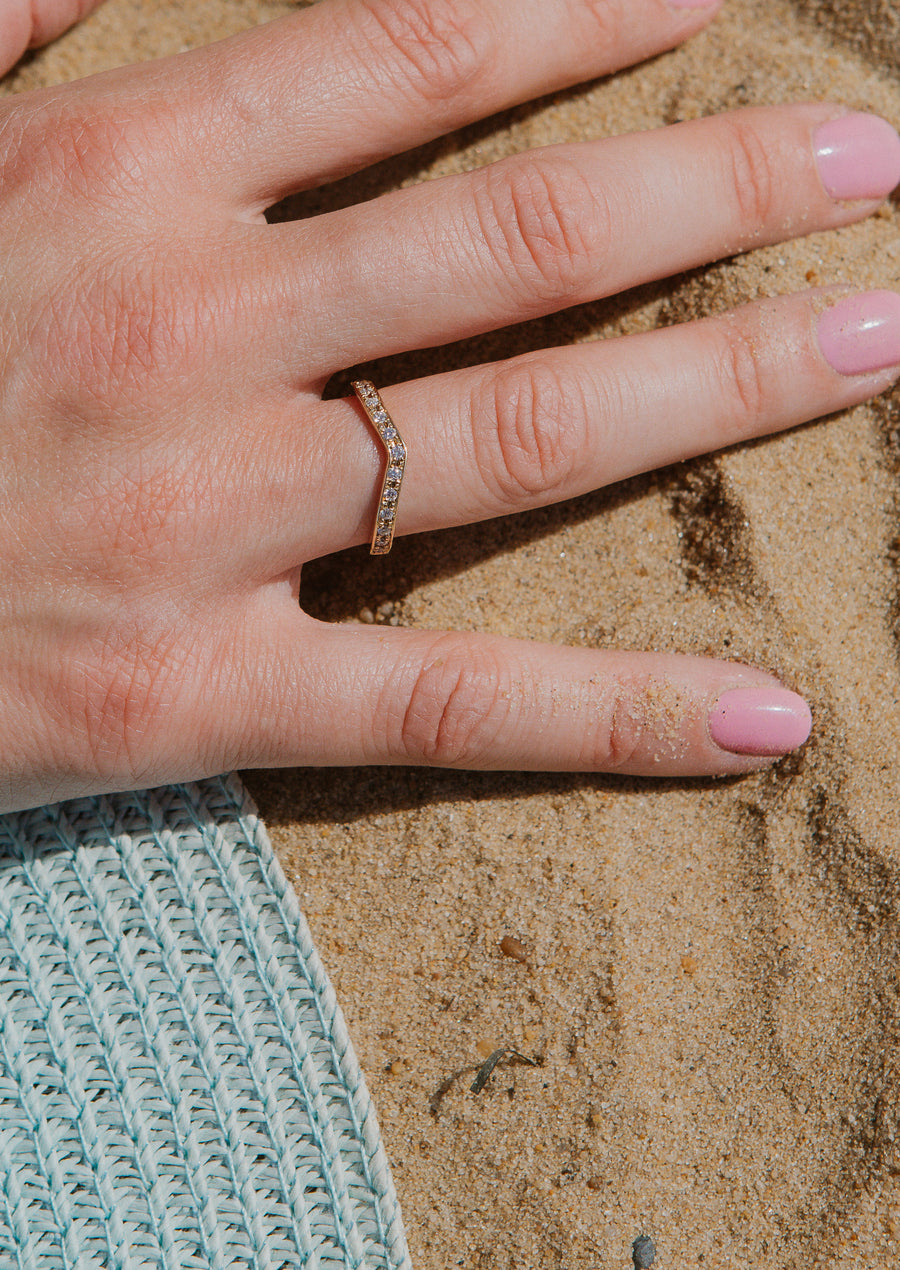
xmin=352 ymin=379 xmax=407 ymax=555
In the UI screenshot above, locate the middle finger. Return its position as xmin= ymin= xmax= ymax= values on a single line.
xmin=258 ymin=103 xmax=900 ymax=378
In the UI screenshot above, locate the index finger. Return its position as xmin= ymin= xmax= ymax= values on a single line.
xmin=186 ymin=0 xmax=722 ymax=209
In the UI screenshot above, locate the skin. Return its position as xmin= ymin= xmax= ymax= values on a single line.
xmin=0 ymin=0 xmax=898 ymax=811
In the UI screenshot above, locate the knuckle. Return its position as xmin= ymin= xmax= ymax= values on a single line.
xmin=474 ymin=155 xmax=610 ymax=305
xmin=603 ymin=686 xmax=646 ymax=770
xmin=397 ymin=636 xmax=513 ymax=766
xmin=589 ymin=680 xmax=650 ymax=771
xmin=360 ymin=0 xmax=491 ymax=105
xmin=714 ymin=318 xmax=767 ymax=434
xmin=10 ymin=99 xmax=154 ymax=200
xmin=721 ymin=115 xmax=778 ymax=230
xmin=475 ymin=360 xmax=587 ymax=505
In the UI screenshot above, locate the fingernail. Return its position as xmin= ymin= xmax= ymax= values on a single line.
xmin=667 ymin=0 xmax=718 ymax=8
xmin=818 ymin=291 xmax=900 ymax=376
xmin=708 ymin=688 xmax=811 ymax=757
xmin=814 ymin=112 xmax=900 ymax=200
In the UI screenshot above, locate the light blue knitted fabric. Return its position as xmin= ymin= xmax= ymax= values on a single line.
xmin=0 ymin=774 xmax=411 ymax=1270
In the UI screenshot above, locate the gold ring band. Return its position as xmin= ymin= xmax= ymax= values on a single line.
xmin=352 ymin=379 xmax=406 ymax=556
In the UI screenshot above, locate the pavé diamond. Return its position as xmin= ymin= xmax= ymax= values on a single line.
xmin=353 ymin=381 xmax=406 ymax=556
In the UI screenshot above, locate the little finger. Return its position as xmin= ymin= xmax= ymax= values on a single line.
xmin=227 ymin=617 xmax=812 ymax=778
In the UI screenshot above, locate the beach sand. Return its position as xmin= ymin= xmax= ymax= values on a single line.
xmin=12 ymin=2 xmax=900 ymax=1266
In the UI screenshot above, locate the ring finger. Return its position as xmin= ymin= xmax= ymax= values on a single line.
xmin=258 ymin=285 xmax=900 ymax=566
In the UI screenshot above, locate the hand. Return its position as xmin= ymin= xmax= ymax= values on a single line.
xmin=2 ymin=0 xmax=900 ymax=812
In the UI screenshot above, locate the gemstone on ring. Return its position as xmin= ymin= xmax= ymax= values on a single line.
xmin=352 ymin=379 xmax=407 ymax=556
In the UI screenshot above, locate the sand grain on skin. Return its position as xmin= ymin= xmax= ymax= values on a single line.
xmin=20 ymin=1 xmax=900 ymax=1267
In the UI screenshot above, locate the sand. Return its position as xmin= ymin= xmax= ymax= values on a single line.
xmin=11 ymin=2 xmax=900 ymax=1266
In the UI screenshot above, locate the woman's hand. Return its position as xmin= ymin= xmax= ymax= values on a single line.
xmin=2 ymin=0 xmax=900 ymax=811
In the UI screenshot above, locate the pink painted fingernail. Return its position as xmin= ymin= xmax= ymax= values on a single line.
xmin=818 ymin=291 xmax=900 ymax=376
xmin=708 ymin=688 xmax=811 ymax=757
xmin=814 ymin=113 xmax=900 ymax=200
